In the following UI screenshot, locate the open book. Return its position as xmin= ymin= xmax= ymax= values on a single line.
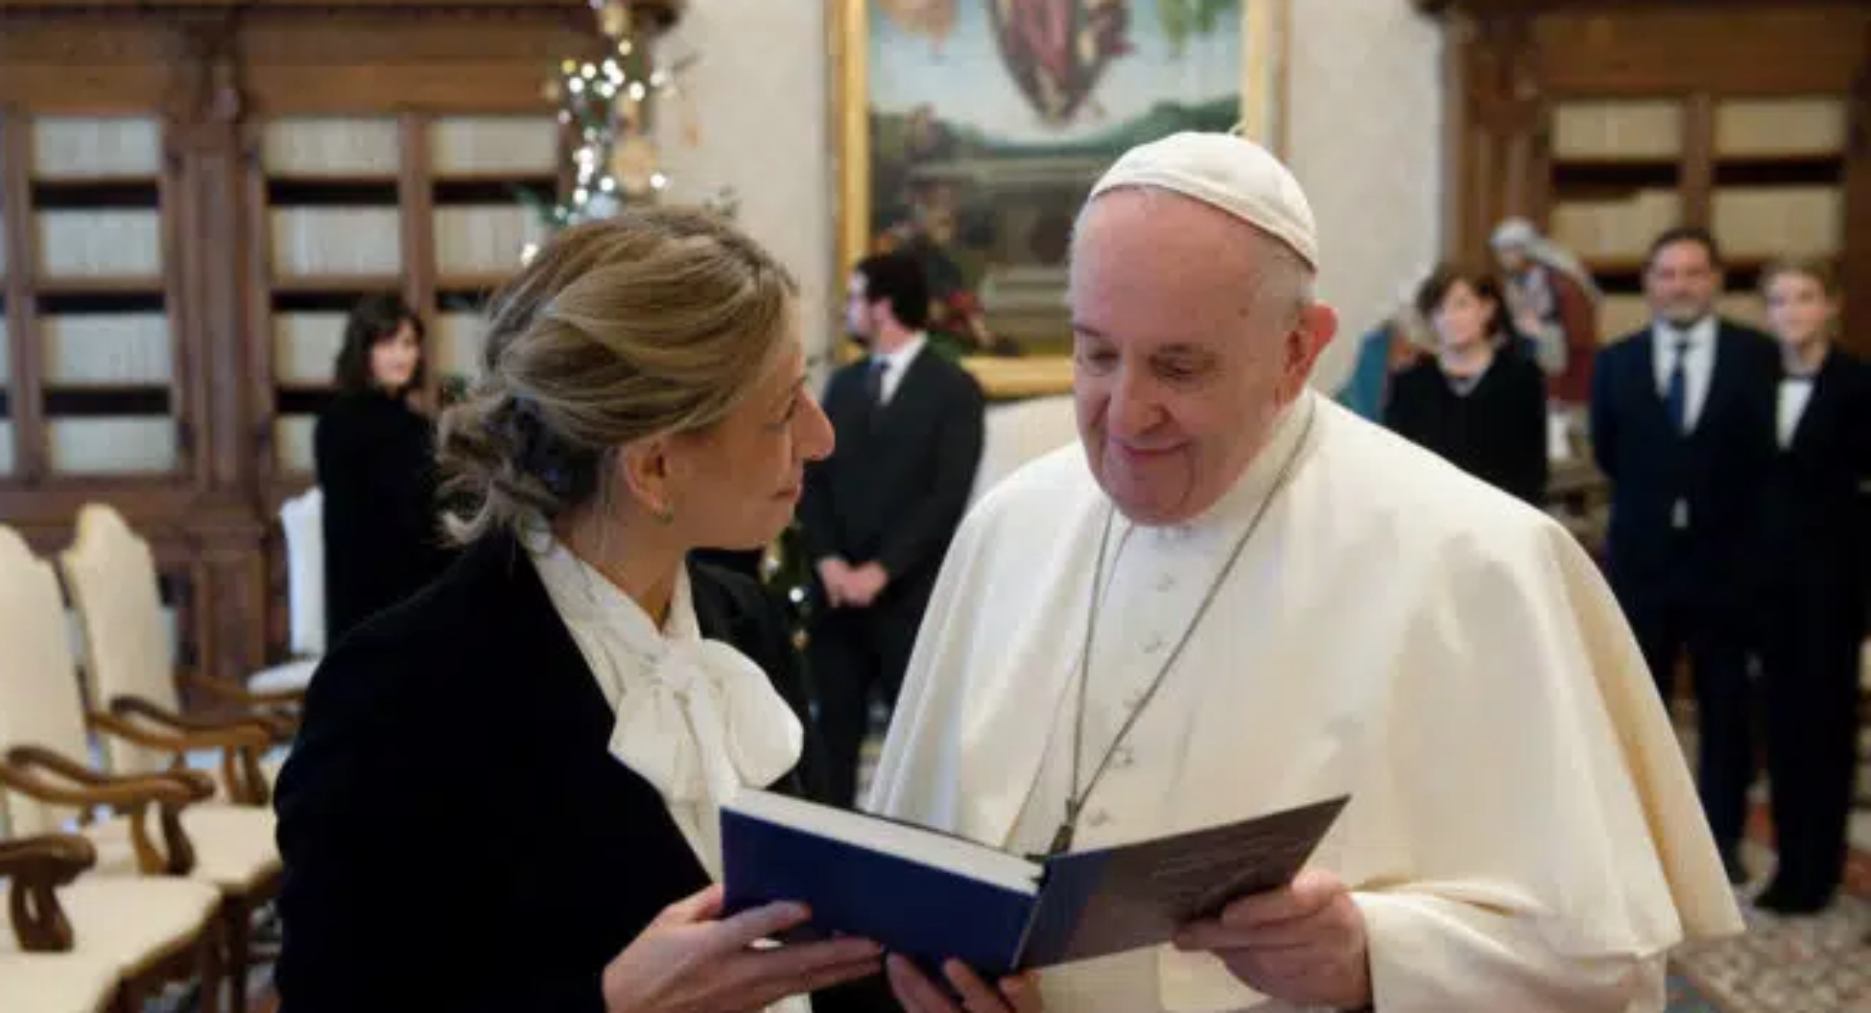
xmin=720 ymin=790 xmax=1347 ymax=978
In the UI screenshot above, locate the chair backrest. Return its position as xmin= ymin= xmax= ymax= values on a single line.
xmin=0 ymin=526 xmax=96 ymax=836
xmin=968 ymin=395 xmax=1079 ymax=508
xmin=58 ymin=504 xmax=177 ymax=776
xmin=280 ymin=487 xmax=326 ymax=656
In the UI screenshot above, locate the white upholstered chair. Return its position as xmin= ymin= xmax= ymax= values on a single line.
xmin=50 ymin=508 xmax=287 ymax=1010
xmin=248 ymin=487 xmax=324 ymax=695
xmin=58 ymin=504 xmax=291 ymax=805
xmin=0 ymin=527 xmax=226 ymax=1012
xmin=0 ymin=833 xmax=224 ymax=1013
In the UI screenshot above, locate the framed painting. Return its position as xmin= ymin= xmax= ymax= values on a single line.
xmin=831 ymin=0 xmax=1289 ymax=396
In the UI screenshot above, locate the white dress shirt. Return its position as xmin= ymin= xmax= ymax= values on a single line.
xmin=530 ymin=539 xmax=803 ymax=880
xmin=1650 ymin=316 xmax=1718 ymax=433
xmin=1778 ymin=376 xmax=1816 ymax=450
xmin=872 ymin=333 xmax=927 ymax=406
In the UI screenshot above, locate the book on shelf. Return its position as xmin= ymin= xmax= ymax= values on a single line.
xmin=434 ymin=311 xmax=488 ymax=380
xmin=273 ymin=313 xmax=348 ymax=387
xmin=269 ymin=207 xmax=402 ymax=279
xmin=1716 ymin=99 xmax=1845 ymax=159
xmin=1712 ymin=186 xmax=1842 ymax=259
xmin=37 ymin=210 xmax=163 ymax=278
xmin=1598 ymin=295 xmax=1651 ymax=342
xmin=41 ymin=314 xmax=173 ymax=386
xmin=1552 ymin=100 xmax=1682 ymax=162
xmin=47 ymin=417 xmax=177 ymax=475
xmin=429 ymin=116 xmax=559 ymax=177
xmin=434 ymin=205 xmax=546 ymax=275
xmin=722 ymin=788 xmax=1348 ymax=979
xmin=31 ymin=117 xmax=162 ymax=179
xmin=1552 ymin=190 xmax=1681 ymax=262
xmin=274 ymin=416 xmax=317 ymax=475
xmin=263 ymin=118 xmax=400 ymax=178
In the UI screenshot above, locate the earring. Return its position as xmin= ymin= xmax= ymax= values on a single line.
xmin=652 ymin=504 xmax=675 ymax=525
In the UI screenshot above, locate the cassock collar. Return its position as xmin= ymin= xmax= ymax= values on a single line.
xmin=1147 ymin=388 xmax=1318 ymax=546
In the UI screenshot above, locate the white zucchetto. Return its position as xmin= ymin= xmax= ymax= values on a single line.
xmin=1089 ymin=130 xmax=1319 ymax=270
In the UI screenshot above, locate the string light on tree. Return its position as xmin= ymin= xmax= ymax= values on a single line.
xmin=532 ymin=0 xmax=691 ymax=230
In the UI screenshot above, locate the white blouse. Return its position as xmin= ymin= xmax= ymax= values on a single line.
xmin=531 ymin=539 xmax=804 ymax=879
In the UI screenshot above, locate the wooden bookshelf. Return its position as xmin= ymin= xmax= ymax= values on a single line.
xmin=0 ymin=0 xmax=596 ymax=687
xmin=1427 ymin=0 xmax=1871 ymax=354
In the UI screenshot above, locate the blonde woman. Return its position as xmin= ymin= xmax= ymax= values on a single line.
xmin=275 ymin=211 xmax=885 ymax=1011
xmin=1754 ymin=258 xmax=1870 ymax=916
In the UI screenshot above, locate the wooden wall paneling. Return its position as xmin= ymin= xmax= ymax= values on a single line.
xmin=238 ymin=116 xmax=281 ymax=495
xmin=398 ymin=112 xmax=440 ymax=407
xmin=1531 ymin=6 xmax=1869 ymax=97
xmin=1680 ymin=92 xmax=1715 ymax=231
xmin=1 ymin=109 xmax=47 ymax=481
xmin=1843 ymin=25 xmax=1871 ymax=357
xmin=184 ymin=37 xmax=254 ymax=495
xmin=196 ymin=519 xmax=268 ymax=684
xmin=158 ymin=116 xmax=201 ymax=483
xmin=1442 ymin=17 xmax=1480 ymax=265
xmin=0 ymin=20 xmax=175 ymax=112
xmin=236 ymin=12 xmax=593 ymax=116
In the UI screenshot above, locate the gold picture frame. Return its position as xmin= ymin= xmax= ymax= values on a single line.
xmin=829 ymin=0 xmax=1289 ymax=399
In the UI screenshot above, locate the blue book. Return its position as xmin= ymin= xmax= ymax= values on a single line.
xmin=721 ymin=790 xmax=1347 ymax=979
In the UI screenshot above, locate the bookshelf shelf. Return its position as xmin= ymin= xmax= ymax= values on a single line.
xmin=265 ymin=172 xmax=402 ymax=186
xmin=431 ymin=171 xmax=560 ymax=187
xmin=270 ymin=274 xmax=404 ymax=294
xmin=33 ymin=276 xmax=167 ymax=296
xmin=28 ymin=177 xmax=161 ymax=204
xmin=1712 ymin=155 xmax=1844 ymax=187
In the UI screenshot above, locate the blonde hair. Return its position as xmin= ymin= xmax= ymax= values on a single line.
xmin=1759 ymin=257 xmax=1839 ymax=298
xmin=438 ymin=208 xmax=798 ymax=544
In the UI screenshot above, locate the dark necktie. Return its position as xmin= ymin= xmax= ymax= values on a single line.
xmin=865 ymin=358 xmax=888 ymax=408
xmin=1664 ymin=337 xmax=1691 ymax=434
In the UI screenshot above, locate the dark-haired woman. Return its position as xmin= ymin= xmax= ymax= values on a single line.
xmin=315 ymin=293 xmax=451 ymax=643
xmin=1384 ymin=267 xmax=1550 ymax=505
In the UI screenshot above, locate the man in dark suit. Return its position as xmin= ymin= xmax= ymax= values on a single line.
xmin=801 ymin=251 xmax=985 ymax=806
xmin=1590 ymin=226 xmax=1778 ymax=883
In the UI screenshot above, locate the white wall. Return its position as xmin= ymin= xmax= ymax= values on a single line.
xmin=653 ymin=0 xmax=836 ymax=366
xmin=656 ymin=0 xmax=1445 ymax=389
xmin=1286 ymin=0 xmax=1444 ymax=392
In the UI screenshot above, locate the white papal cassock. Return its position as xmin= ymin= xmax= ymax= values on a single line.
xmin=866 ymin=390 xmax=1742 ymax=1012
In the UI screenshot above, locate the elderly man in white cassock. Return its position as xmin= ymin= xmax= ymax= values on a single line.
xmin=868 ymin=131 xmax=1742 ymax=1013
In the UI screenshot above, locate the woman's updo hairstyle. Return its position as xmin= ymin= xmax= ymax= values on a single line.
xmin=438 ymin=207 xmax=797 ymax=544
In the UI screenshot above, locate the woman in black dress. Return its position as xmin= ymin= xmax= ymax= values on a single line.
xmin=1754 ymin=258 xmax=1870 ymax=915
xmin=1384 ymin=267 xmax=1549 ymax=505
xmin=314 ymin=294 xmax=451 ymax=642
xmin=275 ymin=212 xmax=896 ymax=1012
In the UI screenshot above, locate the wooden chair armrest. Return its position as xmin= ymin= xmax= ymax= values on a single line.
xmin=89 ymin=704 xmax=275 ymax=808
xmin=0 ymin=749 xmax=204 ymax=876
xmin=4 ymin=744 xmax=112 ymax=785
xmin=0 ymin=750 xmax=198 ymax=809
xmin=101 ymin=697 xmax=275 ymax=748
xmin=0 ymin=834 xmax=95 ymax=952
xmin=0 ymin=833 xmax=95 ymax=876
xmin=184 ymin=673 xmax=306 ymax=709
xmin=7 ymin=746 xmax=213 ymax=802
